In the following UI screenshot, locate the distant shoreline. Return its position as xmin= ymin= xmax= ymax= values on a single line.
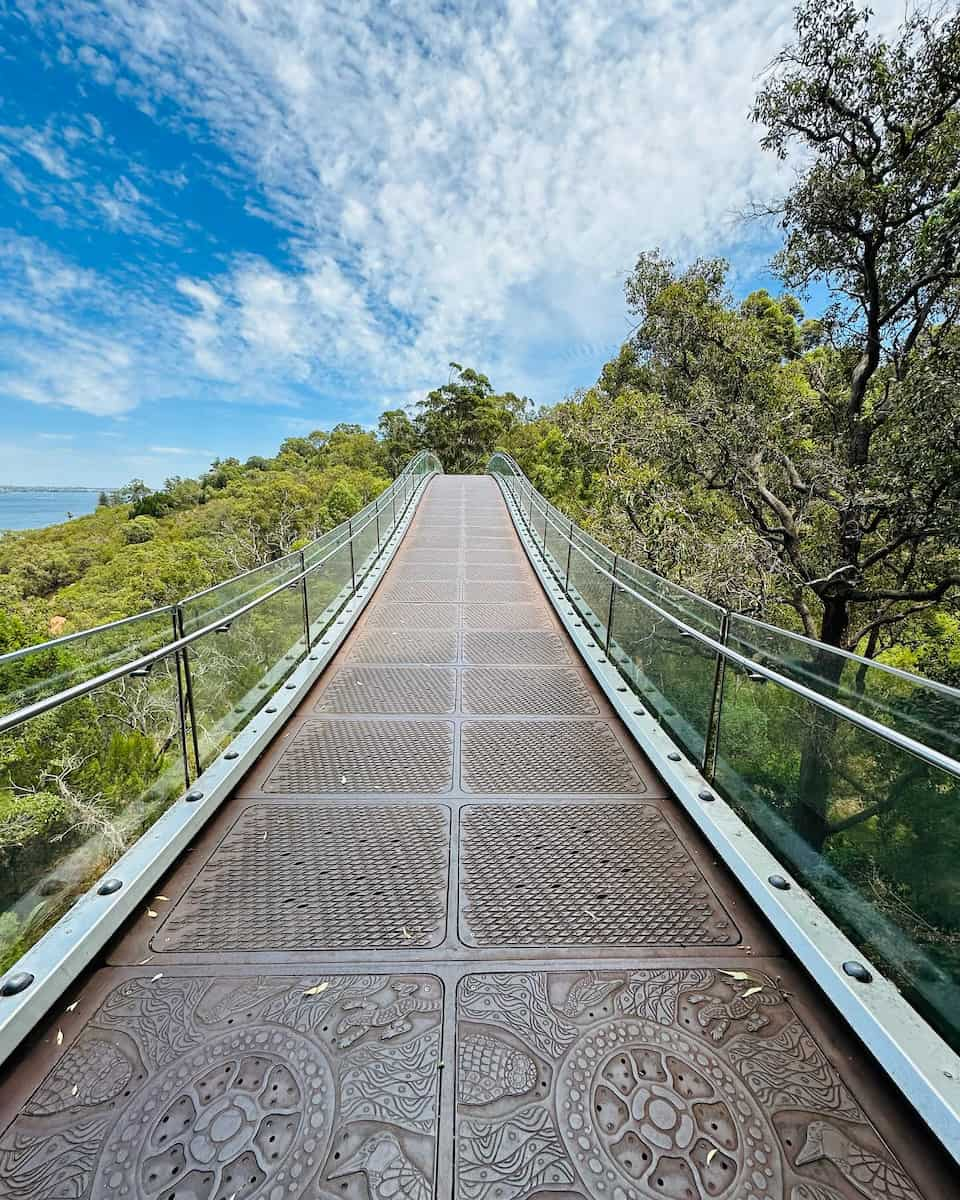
xmin=0 ymin=486 xmax=113 ymax=494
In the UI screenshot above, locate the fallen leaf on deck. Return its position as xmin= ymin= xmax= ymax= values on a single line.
xmin=707 ymin=1148 xmax=717 ymax=1165
xmin=56 ymin=1028 xmax=64 ymax=1046
xmin=303 ymin=982 xmax=329 ymax=996
xmin=147 ymin=908 xmax=158 ymax=918
xmin=720 ymin=969 xmax=761 ymax=982
xmin=151 ymin=973 xmax=164 ymax=982
xmin=72 ymin=1084 xmax=79 ymax=1096
xmin=64 ymin=1002 xmax=78 ymax=1013
xmin=742 ymin=986 xmax=763 ymax=997
xmin=154 ymin=895 xmax=169 ymax=902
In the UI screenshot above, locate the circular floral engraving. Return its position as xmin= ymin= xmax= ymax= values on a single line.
xmin=555 ymin=1019 xmax=781 ymax=1200
xmin=94 ymin=1027 xmax=333 ymax=1199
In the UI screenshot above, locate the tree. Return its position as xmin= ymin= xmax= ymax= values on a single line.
xmin=378 ymin=409 xmax=422 ymax=477
xmin=750 ymin=0 xmax=960 ymax=650
xmin=417 ymin=363 xmax=527 ymax=473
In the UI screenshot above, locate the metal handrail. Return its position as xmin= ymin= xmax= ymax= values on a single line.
xmin=488 ymin=451 xmax=960 ymax=782
xmin=0 ymin=452 xmax=439 ymax=737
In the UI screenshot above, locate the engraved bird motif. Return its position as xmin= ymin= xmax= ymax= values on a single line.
xmin=458 ymin=1033 xmax=538 ymax=1104
xmin=561 ymin=970 xmax=626 ymax=1017
xmin=795 ymin=1120 xmax=920 ymax=1200
xmin=329 ymin=1132 xmax=430 ymax=1200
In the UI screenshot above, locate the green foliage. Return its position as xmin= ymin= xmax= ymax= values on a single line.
xmin=416 ymin=363 xmax=529 ymax=473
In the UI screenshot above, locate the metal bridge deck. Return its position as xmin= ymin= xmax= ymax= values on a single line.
xmin=0 ymin=476 xmax=954 ymax=1199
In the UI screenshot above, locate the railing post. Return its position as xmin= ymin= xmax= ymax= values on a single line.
xmin=348 ymin=519 xmax=357 ymax=592
xmin=375 ymin=504 xmax=381 ymax=549
xmin=702 ymin=609 xmax=730 ymax=781
xmin=541 ymin=508 xmax=549 ymax=556
xmin=171 ymin=608 xmax=191 ymax=789
xmin=299 ymin=550 xmax=311 ymax=649
xmin=175 ymin=603 xmax=202 ymax=776
xmin=392 ymin=490 xmax=397 ymax=531
xmin=564 ymin=521 xmax=574 ymax=593
xmin=605 ymin=556 xmax=619 ymax=652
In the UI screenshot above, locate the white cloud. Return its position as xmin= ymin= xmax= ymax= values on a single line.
xmin=14 ymin=0 xmax=910 ymax=411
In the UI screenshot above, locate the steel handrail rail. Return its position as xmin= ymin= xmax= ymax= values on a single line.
xmin=489 ymin=452 xmax=960 ymax=781
xmin=0 ymin=456 xmax=438 ymax=735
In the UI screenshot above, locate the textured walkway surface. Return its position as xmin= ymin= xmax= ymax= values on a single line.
xmin=0 ymin=475 xmax=954 ymax=1199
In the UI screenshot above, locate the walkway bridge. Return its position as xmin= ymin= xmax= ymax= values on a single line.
xmin=0 ymin=456 xmax=958 ymax=1198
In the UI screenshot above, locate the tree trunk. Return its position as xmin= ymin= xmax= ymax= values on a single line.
xmin=792 ymin=598 xmax=849 ymax=852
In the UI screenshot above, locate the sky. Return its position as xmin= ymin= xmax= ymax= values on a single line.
xmin=0 ymin=0 xmax=893 ymax=487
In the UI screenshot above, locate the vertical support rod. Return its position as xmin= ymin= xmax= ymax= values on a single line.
xmin=605 ymin=555 xmax=619 ymax=652
xmin=171 ymin=608 xmax=191 ymax=789
xmin=392 ymin=490 xmax=397 ymax=532
xmin=564 ymin=521 xmax=574 ymax=593
xmin=702 ymin=609 xmax=730 ymax=781
xmin=375 ymin=505 xmax=381 ymax=549
xmin=299 ymin=550 xmax=311 ymax=650
xmin=348 ymin=519 xmax=357 ymax=592
xmin=541 ymin=508 xmax=549 ymax=557
xmin=176 ymin=604 xmax=202 ymax=777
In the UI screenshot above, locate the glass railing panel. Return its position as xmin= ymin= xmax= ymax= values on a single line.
xmin=0 ymin=609 xmax=175 ymax=716
xmin=0 ymin=657 xmax=186 ymax=970
xmin=179 ymin=554 xmax=302 ymax=635
xmin=305 ymin=542 xmax=354 ymax=644
xmin=567 ymin=545 xmax=614 ymax=646
xmin=728 ymin=614 xmax=960 ymax=761
xmin=352 ymin=513 xmax=380 ymax=580
xmin=609 ymin=587 xmax=719 ymax=765
xmin=616 ymin=560 xmax=725 ymax=639
xmin=714 ymin=660 xmax=960 ymax=1053
xmin=188 ymin=583 xmax=305 ymax=770
xmin=544 ymin=514 xmax=570 ymax=579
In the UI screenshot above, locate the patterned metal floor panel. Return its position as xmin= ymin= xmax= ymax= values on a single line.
xmin=364 ymin=602 xmax=460 ymax=629
xmin=262 ymin=719 xmax=454 ymax=792
xmin=347 ymin=628 xmax=459 ymax=664
xmin=315 ymin=666 xmax=458 ymax=713
xmin=461 ymin=579 xmax=543 ymax=603
xmin=460 ymin=602 xmax=555 ymax=630
xmin=461 ymin=667 xmax=599 ymax=715
xmin=461 ymin=720 xmax=645 ymax=793
xmin=462 ymin=630 xmax=573 ymax=665
xmin=0 ymin=970 xmax=442 ymax=1199
xmin=153 ymin=804 xmax=450 ymax=950
xmin=380 ymin=579 xmax=461 ymax=603
xmin=459 ymin=804 xmax=738 ymax=945
xmin=464 ymin=563 xmax=530 ymax=580
xmin=455 ymin=968 xmax=936 ymax=1200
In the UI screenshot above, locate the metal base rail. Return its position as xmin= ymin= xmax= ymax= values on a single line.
xmin=492 ymin=469 xmax=960 ymax=1167
xmin=0 ymin=468 xmax=438 ymax=1066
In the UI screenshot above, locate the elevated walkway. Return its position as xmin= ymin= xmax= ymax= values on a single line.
xmin=0 ymin=475 xmax=955 ymax=1198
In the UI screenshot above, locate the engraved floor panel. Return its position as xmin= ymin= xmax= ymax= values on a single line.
xmin=0 ymin=969 xmax=442 ymax=1200
xmin=261 ymin=719 xmax=454 ymax=793
xmin=379 ymin=578 xmax=461 ymax=603
xmin=454 ymin=967 xmax=945 ymax=1200
xmin=153 ymin=804 xmax=449 ymax=951
xmin=461 ymin=579 xmax=542 ymax=603
xmin=461 ymin=720 xmax=646 ymax=793
xmin=460 ymin=804 xmax=738 ymax=946
xmin=314 ymin=666 xmax=457 ymax=713
xmin=462 ymin=667 xmax=599 ymax=715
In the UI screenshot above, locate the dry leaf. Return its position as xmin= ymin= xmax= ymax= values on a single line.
xmin=64 ymin=1002 xmax=78 ymax=1013
xmin=303 ymin=982 xmax=329 ymax=997
xmin=707 ymin=1147 xmax=717 ymax=1165
xmin=56 ymin=1028 xmax=64 ymax=1046
xmin=138 ymin=956 xmax=153 ymax=966
xmin=742 ymin=985 xmax=763 ymax=997
xmin=71 ymin=1084 xmax=79 ymax=1096
xmin=154 ymin=895 xmax=169 ymax=902
xmin=584 ymin=908 xmax=598 ymax=921
xmin=262 ymin=831 xmax=268 ymax=841
xmin=401 ymin=926 xmax=412 ymax=939
xmin=340 ymin=775 xmax=348 ymax=784
xmin=720 ymin=969 xmax=760 ymax=982
xmin=151 ymin=973 xmax=164 ymax=982
xmin=147 ymin=908 xmax=158 ymax=918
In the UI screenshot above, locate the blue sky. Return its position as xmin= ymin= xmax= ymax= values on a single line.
xmin=0 ymin=1 xmax=875 ymax=487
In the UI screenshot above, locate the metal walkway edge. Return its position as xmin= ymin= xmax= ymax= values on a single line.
xmin=0 ymin=475 xmax=954 ymax=1200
